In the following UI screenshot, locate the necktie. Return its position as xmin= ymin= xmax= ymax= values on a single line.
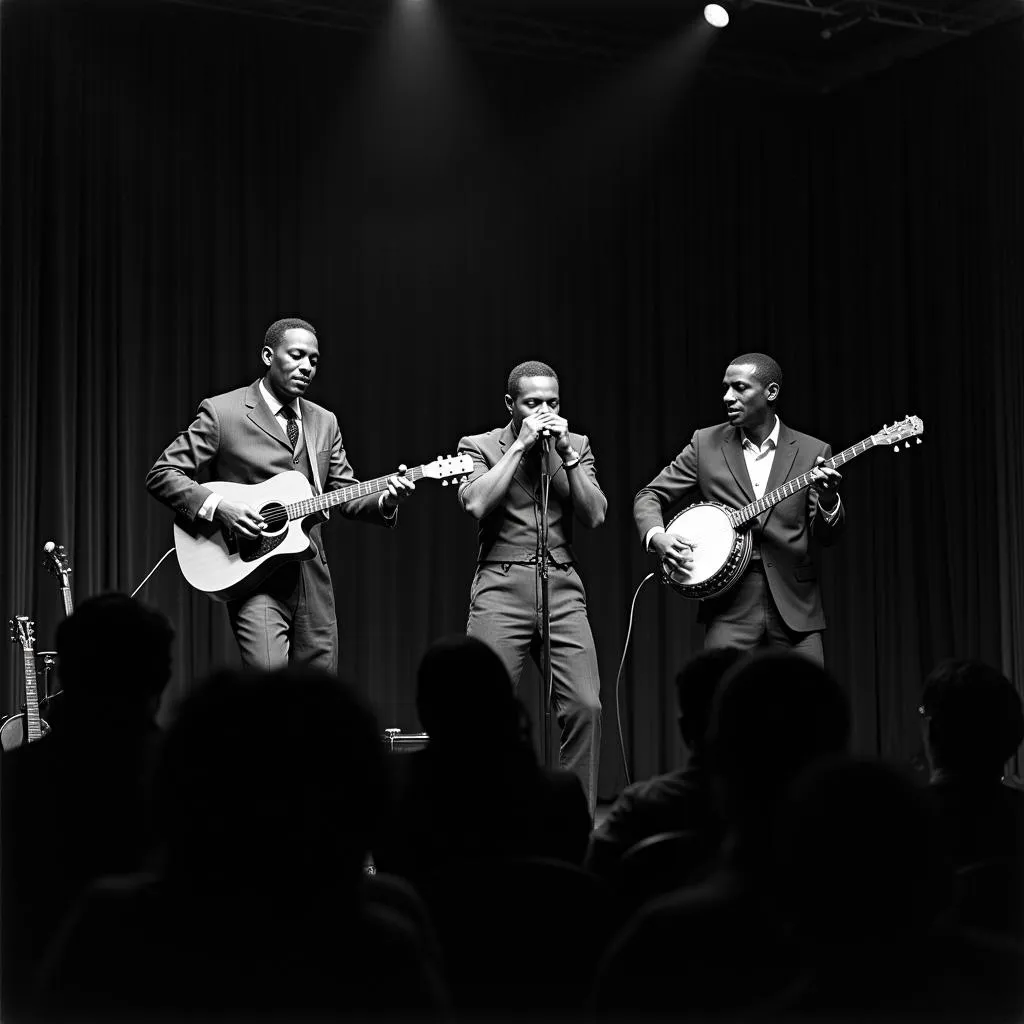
xmin=281 ymin=405 xmax=299 ymax=450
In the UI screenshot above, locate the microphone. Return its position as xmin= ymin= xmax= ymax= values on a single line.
xmin=540 ymin=430 xmax=550 ymax=453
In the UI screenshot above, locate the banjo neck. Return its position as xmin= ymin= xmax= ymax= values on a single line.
xmin=729 ymin=436 xmax=877 ymax=529
xmin=664 ymin=415 xmax=924 ymax=602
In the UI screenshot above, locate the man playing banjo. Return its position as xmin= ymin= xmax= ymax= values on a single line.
xmin=632 ymin=353 xmax=844 ymax=665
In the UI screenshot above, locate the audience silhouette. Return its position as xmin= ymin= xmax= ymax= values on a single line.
xmin=593 ymin=651 xmax=852 ymax=1018
xmin=373 ymin=634 xmax=602 ymax=1012
xmin=35 ymin=667 xmax=446 ymax=1019
xmin=772 ymin=754 xmax=1023 ymax=1021
xmin=586 ymin=646 xmax=746 ymax=889
xmin=374 ymin=633 xmax=591 ymax=881
xmin=920 ymin=658 xmax=1024 ymax=942
xmin=920 ymin=658 xmax=1024 ymax=866
xmin=1 ymin=593 xmax=174 ymax=1018
xmin=5 ymin=611 xmax=1020 ymax=1024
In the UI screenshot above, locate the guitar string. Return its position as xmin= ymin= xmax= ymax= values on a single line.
xmin=252 ymin=464 xmax=459 ymax=528
xmin=732 ymin=436 xmax=878 ymax=526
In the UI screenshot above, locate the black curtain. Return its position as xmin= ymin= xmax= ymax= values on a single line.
xmin=3 ymin=0 xmax=1022 ymax=797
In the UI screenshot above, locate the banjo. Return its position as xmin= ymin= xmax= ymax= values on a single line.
xmin=661 ymin=415 xmax=924 ymax=600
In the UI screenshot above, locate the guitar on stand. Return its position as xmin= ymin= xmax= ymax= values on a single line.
xmin=43 ymin=541 xmax=74 ymax=618
xmin=1 ymin=617 xmax=51 ymax=751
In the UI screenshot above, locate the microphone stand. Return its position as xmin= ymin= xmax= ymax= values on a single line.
xmin=538 ymin=435 xmax=554 ymax=769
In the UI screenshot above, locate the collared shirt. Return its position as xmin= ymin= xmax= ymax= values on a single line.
xmin=258 ymin=377 xmax=302 ymax=431
xmin=740 ymin=415 xmax=781 ymax=500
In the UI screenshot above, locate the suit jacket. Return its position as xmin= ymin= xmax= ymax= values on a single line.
xmin=458 ymin=424 xmax=603 ymax=564
xmin=146 ymin=380 xmax=391 ymax=565
xmin=633 ymin=420 xmax=845 ymax=633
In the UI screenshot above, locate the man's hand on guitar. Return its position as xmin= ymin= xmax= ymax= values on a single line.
xmin=651 ymin=532 xmax=697 ymax=575
xmin=810 ymin=456 xmax=842 ymax=511
xmin=214 ymin=500 xmax=266 ymax=538
xmin=382 ymin=465 xmax=416 ymax=512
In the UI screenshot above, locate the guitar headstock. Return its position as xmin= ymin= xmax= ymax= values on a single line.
xmin=43 ymin=542 xmax=72 ymax=579
xmin=872 ymin=415 xmax=924 ymax=452
xmin=8 ymin=616 xmax=35 ymax=652
xmin=422 ymin=454 xmax=474 ymax=488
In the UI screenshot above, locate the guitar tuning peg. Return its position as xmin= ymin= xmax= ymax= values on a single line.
xmin=441 ymin=480 xmax=448 ymax=487
xmin=916 ymin=438 xmax=922 ymax=444
xmin=893 ymin=444 xmax=900 ymax=452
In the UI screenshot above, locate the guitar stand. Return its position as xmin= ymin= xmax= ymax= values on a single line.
xmin=37 ymin=652 xmax=57 ymax=702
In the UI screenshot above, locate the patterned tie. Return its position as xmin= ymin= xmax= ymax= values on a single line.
xmin=281 ymin=404 xmax=299 ymax=451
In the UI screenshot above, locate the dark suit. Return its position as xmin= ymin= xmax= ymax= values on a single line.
xmin=147 ymin=379 xmax=392 ymax=670
xmin=457 ymin=424 xmax=603 ymax=814
xmin=633 ymin=420 xmax=845 ymax=659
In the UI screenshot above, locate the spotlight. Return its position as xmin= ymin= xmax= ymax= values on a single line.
xmin=704 ymin=3 xmax=730 ymax=27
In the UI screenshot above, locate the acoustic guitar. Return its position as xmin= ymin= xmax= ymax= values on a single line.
xmin=661 ymin=415 xmax=924 ymax=600
xmin=173 ymin=455 xmax=473 ymax=602
xmin=1 ymin=617 xmax=51 ymax=751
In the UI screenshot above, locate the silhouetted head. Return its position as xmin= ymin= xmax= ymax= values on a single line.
xmin=776 ymin=756 xmax=951 ymax=945
xmin=707 ymin=651 xmax=851 ymax=831
xmin=153 ymin=668 xmax=384 ymax=891
xmin=417 ymin=634 xmax=526 ymax=751
xmin=674 ymin=646 xmax=747 ymax=753
xmin=920 ymin=659 xmax=1024 ymax=779
xmin=55 ymin=592 xmax=174 ymax=721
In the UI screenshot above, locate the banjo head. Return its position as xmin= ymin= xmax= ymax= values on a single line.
xmin=662 ymin=501 xmax=753 ymax=600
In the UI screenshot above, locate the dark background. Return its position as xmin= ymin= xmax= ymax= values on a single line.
xmin=3 ymin=0 xmax=1022 ymax=798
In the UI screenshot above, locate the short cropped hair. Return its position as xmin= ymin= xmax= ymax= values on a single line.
xmin=264 ymin=317 xmax=316 ymax=352
xmin=728 ymin=352 xmax=784 ymax=398
xmin=507 ymin=360 xmax=558 ymax=398
xmin=921 ymin=659 xmax=1024 ymax=773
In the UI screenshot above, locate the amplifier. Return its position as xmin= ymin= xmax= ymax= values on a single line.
xmin=382 ymin=727 xmax=429 ymax=754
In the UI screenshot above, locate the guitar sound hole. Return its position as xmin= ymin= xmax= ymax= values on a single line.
xmin=260 ymin=502 xmax=287 ymax=537
xmin=235 ymin=501 xmax=288 ymax=563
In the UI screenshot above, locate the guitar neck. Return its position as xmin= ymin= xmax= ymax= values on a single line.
xmin=61 ymin=585 xmax=73 ymax=617
xmin=21 ymin=648 xmax=42 ymax=742
xmin=731 ymin=437 xmax=877 ymax=527
xmin=284 ymin=466 xmax=427 ymax=519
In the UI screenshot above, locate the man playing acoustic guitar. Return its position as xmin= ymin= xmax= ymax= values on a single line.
xmin=633 ymin=353 xmax=844 ymax=665
xmin=147 ymin=317 xmax=415 ymax=671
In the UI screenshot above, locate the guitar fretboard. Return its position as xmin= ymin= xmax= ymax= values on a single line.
xmin=728 ymin=437 xmax=876 ymax=528
xmin=21 ymin=647 xmax=42 ymax=742
xmin=284 ymin=466 xmax=428 ymax=520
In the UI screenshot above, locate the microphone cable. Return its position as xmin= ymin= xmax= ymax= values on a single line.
xmin=130 ymin=548 xmax=176 ymax=599
xmin=614 ymin=572 xmax=656 ymax=788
